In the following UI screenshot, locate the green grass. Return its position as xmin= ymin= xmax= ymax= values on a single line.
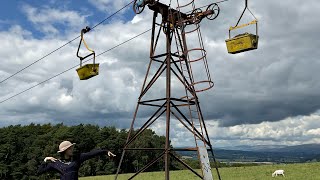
xmin=81 ymin=162 xmax=320 ymax=180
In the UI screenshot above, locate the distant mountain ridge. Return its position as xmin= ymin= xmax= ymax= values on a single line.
xmin=178 ymin=144 xmax=320 ymax=163
xmin=218 ymin=143 xmax=320 ymax=153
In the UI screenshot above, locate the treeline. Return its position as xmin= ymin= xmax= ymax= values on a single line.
xmin=0 ymin=123 xmax=177 ymax=179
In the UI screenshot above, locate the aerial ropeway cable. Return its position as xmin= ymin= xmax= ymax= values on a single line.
xmin=225 ymin=0 xmax=259 ymax=54
xmin=0 ymin=1 xmax=134 ymax=84
xmin=0 ymin=28 xmax=151 ymax=104
xmin=0 ymin=0 xmax=235 ymax=103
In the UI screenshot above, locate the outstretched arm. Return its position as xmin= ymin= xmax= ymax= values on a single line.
xmin=37 ymin=162 xmax=54 ymax=175
xmin=80 ymin=149 xmax=116 ymax=163
xmin=37 ymin=157 xmax=57 ymax=175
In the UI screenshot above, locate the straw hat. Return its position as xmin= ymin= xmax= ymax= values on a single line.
xmin=57 ymin=141 xmax=76 ymax=153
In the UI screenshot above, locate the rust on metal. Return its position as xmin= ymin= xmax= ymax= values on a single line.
xmin=115 ymin=1 xmax=222 ymax=180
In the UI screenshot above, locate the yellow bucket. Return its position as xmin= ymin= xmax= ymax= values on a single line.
xmin=225 ymin=33 xmax=259 ymax=54
xmin=76 ymin=64 xmax=99 ymax=80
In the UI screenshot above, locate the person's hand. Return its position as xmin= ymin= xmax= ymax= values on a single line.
xmin=107 ymin=151 xmax=116 ymax=157
xmin=44 ymin=157 xmax=57 ymax=162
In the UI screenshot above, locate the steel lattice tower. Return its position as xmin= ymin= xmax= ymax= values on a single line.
xmin=116 ymin=1 xmax=221 ymax=179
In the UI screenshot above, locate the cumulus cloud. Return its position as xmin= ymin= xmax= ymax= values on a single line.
xmin=21 ymin=4 xmax=88 ymax=34
xmin=0 ymin=0 xmax=320 ymax=147
xmin=149 ymin=112 xmax=320 ymax=147
xmin=0 ymin=8 xmax=153 ymax=127
xmin=196 ymin=0 xmax=320 ymax=126
xmin=88 ymin=0 xmax=131 ymax=13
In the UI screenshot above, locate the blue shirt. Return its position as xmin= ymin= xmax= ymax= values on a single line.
xmin=38 ymin=149 xmax=107 ymax=180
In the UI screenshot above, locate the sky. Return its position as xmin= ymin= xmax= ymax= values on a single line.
xmin=0 ymin=0 xmax=320 ymax=149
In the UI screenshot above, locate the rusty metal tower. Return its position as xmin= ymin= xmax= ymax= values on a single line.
xmin=116 ymin=0 xmax=221 ymax=179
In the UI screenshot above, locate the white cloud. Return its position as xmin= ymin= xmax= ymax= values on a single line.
xmin=58 ymin=94 xmax=73 ymax=106
xmin=148 ymin=112 xmax=320 ymax=147
xmin=21 ymin=4 xmax=88 ymax=34
xmin=88 ymin=0 xmax=130 ymax=13
xmin=131 ymin=15 xmax=143 ymax=24
xmin=0 ymin=11 xmax=153 ymax=126
xmin=210 ymin=112 xmax=320 ymax=146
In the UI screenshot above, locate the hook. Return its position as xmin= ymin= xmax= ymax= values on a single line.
xmin=82 ymin=26 xmax=91 ymax=34
xmin=235 ymin=0 xmax=252 ymax=27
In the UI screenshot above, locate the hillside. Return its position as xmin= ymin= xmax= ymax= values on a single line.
xmin=80 ymin=162 xmax=320 ymax=180
xmin=221 ymin=144 xmax=320 ymax=153
xmin=1 ymin=124 xmax=320 ymax=179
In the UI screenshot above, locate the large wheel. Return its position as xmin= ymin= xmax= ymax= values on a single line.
xmin=133 ymin=0 xmax=145 ymax=14
xmin=206 ymin=3 xmax=220 ymax=20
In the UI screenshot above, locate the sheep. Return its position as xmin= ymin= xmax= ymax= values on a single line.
xmin=272 ymin=169 xmax=285 ymax=177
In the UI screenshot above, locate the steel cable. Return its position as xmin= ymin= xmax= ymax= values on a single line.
xmin=0 ymin=1 xmax=134 ymax=84
xmin=0 ymin=28 xmax=151 ymax=104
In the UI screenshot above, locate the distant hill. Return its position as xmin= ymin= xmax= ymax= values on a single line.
xmin=220 ymin=143 xmax=320 ymax=153
xmin=218 ymin=145 xmax=287 ymax=152
xmin=267 ymin=144 xmax=320 ymax=154
xmin=177 ymin=144 xmax=320 ymax=163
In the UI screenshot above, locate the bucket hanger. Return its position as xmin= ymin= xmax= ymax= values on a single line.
xmin=235 ymin=0 xmax=257 ymax=27
xmin=76 ymin=26 xmax=96 ymax=67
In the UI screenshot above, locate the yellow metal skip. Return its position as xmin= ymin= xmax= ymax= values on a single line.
xmin=76 ymin=64 xmax=99 ymax=80
xmin=226 ymin=33 xmax=259 ymax=54
xmin=225 ymin=0 xmax=259 ymax=54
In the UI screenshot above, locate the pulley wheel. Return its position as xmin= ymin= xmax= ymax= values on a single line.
xmin=206 ymin=3 xmax=220 ymax=20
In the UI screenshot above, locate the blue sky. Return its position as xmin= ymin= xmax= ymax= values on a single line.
xmin=1 ymin=0 xmax=320 ymax=148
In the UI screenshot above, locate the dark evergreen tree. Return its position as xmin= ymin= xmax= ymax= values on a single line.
xmin=0 ymin=123 xmax=176 ymax=179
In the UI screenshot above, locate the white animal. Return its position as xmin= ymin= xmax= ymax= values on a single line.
xmin=272 ymin=169 xmax=285 ymax=177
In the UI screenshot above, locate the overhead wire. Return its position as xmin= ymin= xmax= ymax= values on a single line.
xmin=0 ymin=0 xmax=233 ymax=104
xmin=0 ymin=0 xmax=134 ymax=84
xmin=0 ymin=0 xmax=231 ymax=85
xmin=185 ymin=0 xmax=229 ymax=13
xmin=0 ymin=28 xmax=151 ymax=104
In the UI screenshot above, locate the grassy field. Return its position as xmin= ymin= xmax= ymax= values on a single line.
xmin=80 ymin=162 xmax=320 ymax=180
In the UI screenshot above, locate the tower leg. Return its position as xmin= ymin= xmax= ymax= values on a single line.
xmin=165 ymin=21 xmax=172 ymax=180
